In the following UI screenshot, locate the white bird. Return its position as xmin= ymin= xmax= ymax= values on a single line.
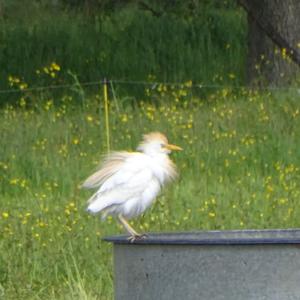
xmin=82 ymin=132 xmax=182 ymax=241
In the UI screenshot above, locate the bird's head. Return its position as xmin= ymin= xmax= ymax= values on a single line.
xmin=137 ymin=132 xmax=182 ymax=156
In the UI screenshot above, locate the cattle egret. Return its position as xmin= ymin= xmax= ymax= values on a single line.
xmin=82 ymin=132 xmax=182 ymax=241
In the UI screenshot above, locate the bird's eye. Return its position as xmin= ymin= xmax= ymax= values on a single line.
xmin=160 ymin=143 xmax=165 ymax=148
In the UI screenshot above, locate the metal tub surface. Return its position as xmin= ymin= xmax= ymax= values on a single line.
xmin=105 ymin=229 xmax=300 ymax=300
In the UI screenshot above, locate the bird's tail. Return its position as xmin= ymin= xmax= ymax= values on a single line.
xmin=86 ymin=192 xmax=106 ymax=214
xmin=86 ymin=187 xmax=125 ymax=215
xmin=86 ymin=201 xmax=105 ymax=214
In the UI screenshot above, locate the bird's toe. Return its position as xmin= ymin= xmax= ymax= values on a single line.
xmin=127 ymin=234 xmax=148 ymax=243
xmin=139 ymin=233 xmax=148 ymax=238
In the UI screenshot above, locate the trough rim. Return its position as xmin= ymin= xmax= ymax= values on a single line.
xmin=103 ymin=228 xmax=300 ymax=245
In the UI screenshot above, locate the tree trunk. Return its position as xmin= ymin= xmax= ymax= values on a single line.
xmin=243 ymin=0 xmax=300 ymax=86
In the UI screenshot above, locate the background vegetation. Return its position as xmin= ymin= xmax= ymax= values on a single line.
xmin=0 ymin=0 xmax=246 ymax=104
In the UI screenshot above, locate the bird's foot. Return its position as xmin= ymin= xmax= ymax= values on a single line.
xmin=128 ymin=233 xmax=148 ymax=243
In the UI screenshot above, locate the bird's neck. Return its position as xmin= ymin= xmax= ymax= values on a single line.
xmin=143 ymin=151 xmax=169 ymax=160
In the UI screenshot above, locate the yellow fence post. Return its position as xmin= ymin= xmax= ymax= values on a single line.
xmin=103 ymin=78 xmax=110 ymax=153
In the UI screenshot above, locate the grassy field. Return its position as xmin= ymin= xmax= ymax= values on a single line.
xmin=0 ymin=3 xmax=246 ymax=105
xmin=1 ymin=85 xmax=300 ymax=299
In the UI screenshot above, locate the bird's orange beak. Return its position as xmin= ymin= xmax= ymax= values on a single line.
xmin=166 ymin=144 xmax=183 ymax=151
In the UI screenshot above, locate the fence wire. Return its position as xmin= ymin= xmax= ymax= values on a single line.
xmin=0 ymin=79 xmax=299 ymax=95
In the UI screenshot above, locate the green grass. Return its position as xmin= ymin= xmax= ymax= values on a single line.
xmin=1 ymin=86 xmax=300 ymax=299
xmin=0 ymin=4 xmax=246 ymax=105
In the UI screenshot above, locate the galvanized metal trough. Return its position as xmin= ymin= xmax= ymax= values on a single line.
xmin=104 ymin=229 xmax=300 ymax=300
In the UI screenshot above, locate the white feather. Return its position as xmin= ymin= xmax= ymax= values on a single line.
xmin=83 ymin=132 xmax=179 ymax=221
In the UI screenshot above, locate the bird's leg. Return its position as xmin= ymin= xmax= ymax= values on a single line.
xmin=117 ymin=214 xmax=147 ymax=242
xmin=117 ymin=214 xmax=140 ymax=237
